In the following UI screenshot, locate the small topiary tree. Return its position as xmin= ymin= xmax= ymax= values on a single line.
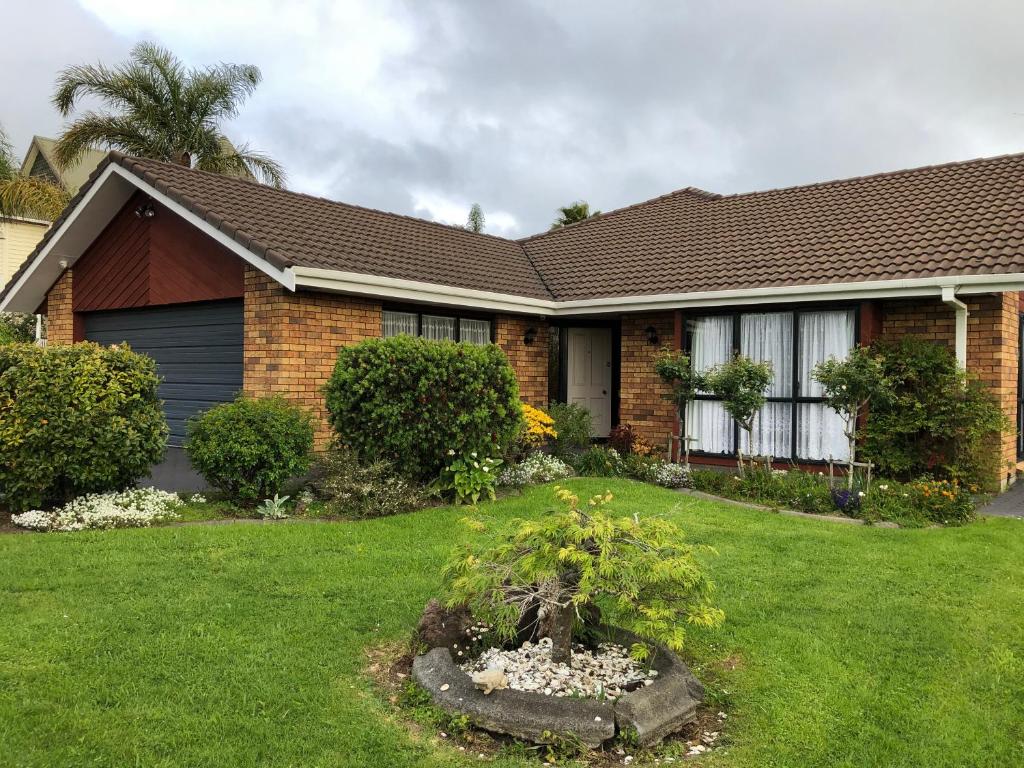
xmin=703 ymin=355 xmax=773 ymax=472
xmin=0 ymin=342 xmax=167 ymax=512
xmin=185 ymin=396 xmax=314 ymax=505
xmin=442 ymin=487 xmax=724 ymax=664
xmin=813 ymin=346 xmax=892 ymax=488
xmin=654 ymin=349 xmax=703 ymax=467
xmin=324 ymin=336 xmax=522 ymax=482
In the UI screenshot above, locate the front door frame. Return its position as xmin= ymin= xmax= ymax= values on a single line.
xmin=553 ymin=317 xmax=621 ymax=437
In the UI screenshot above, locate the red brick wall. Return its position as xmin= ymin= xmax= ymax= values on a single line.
xmin=495 ymin=315 xmax=549 ymax=406
xmin=619 ymin=312 xmax=676 ymax=455
xmin=878 ymin=293 xmax=1020 ymax=486
xmin=243 ymin=268 xmax=382 ymax=445
xmin=44 ymin=270 xmax=75 ymax=344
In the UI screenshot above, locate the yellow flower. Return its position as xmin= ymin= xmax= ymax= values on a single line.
xmin=522 ymin=403 xmax=557 ymax=444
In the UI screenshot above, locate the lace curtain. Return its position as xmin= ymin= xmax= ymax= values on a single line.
xmin=420 ymin=315 xmax=456 ymax=341
xmin=685 ymin=315 xmax=733 ymax=454
xmin=740 ymin=313 xmax=793 ymax=457
xmin=382 ymin=311 xmax=417 ymax=337
xmin=797 ymin=310 xmax=855 ymax=461
xmin=460 ymin=319 xmax=491 ymax=345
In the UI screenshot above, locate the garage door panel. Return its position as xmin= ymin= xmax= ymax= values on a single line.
xmin=84 ymin=300 xmax=243 ymax=448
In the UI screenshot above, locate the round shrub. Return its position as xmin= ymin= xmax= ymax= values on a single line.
xmin=185 ymin=396 xmax=314 ymax=505
xmin=0 ymin=342 xmax=168 ymax=513
xmin=323 ymin=336 xmax=522 ymax=482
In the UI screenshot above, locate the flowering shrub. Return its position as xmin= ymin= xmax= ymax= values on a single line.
xmin=498 ymin=452 xmax=574 ymax=486
xmin=608 ymin=423 xmax=656 ymax=457
xmin=308 ymin=446 xmax=428 ymax=519
xmin=439 ymin=451 xmax=502 ymax=505
xmin=862 ymin=479 xmax=974 ymax=526
xmin=653 ymin=462 xmax=691 ymax=489
xmin=11 ymin=488 xmax=182 ymax=532
xmin=522 ymin=403 xmax=557 ymax=446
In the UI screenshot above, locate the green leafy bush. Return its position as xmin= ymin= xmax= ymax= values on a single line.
xmin=323 ymin=336 xmax=522 ymax=482
xmin=442 ymin=487 xmax=724 ymax=663
xmin=862 ymin=479 xmax=975 ymax=526
xmin=438 ymin=452 xmax=502 ymax=505
xmin=0 ymin=313 xmax=36 ymax=345
xmin=308 ymin=445 xmax=428 ymax=519
xmin=185 ymin=396 xmax=313 ymax=506
xmin=864 ymin=338 xmax=1008 ymax=487
xmin=567 ymin=445 xmax=625 ymax=476
xmin=547 ymin=402 xmax=592 ymax=456
xmin=0 ymin=342 xmax=167 ymax=512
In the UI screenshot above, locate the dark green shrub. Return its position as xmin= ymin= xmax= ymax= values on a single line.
xmin=0 ymin=342 xmax=167 ymax=512
xmin=567 ymin=446 xmax=625 ymax=477
xmin=547 ymin=402 xmax=592 ymax=456
xmin=308 ymin=446 xmax=428 ymax=518
xmin=864 ymin=338 xmax=1008 ymax=487
xmin=323 ymin=336 xmax=522 ymax=482
xmin=186 ymin=396 xmax=314 ymax=505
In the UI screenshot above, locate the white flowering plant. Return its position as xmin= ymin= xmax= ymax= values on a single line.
xmin=438 ymin=451 xmax=502 ymax=505
xmin=11 ymin=488 xmax=183 ymax=532
xmin=652 ymin=462 xmax=691 ymax=489
xmin=498 ymin=452 xmax=573 ymax=487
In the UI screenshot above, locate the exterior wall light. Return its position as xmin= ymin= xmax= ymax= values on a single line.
xmin=644 ymin=325 xmax=660 ymax=345
xmin=524 ymin=327 xmax=538 ymax=345
xmin=134 ymin=202 xmax=156 ymax=219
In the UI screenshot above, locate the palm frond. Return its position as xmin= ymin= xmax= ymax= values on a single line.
xmin=196 ymin=141 xmax=286 ymax=188
xmin=54 ymin=112 xmax=171 ymax=167
xmin=0 ymin=176 xmax=70 ymax=220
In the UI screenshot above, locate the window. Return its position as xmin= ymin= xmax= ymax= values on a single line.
xmin=382 ymin=309 xmax=493 ymax=345
xmin=685 ymin=308 xmax=856 ymax=461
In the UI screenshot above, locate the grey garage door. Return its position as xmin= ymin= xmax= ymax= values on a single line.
xmin=84 ymin=300 xmax=244 ymax=447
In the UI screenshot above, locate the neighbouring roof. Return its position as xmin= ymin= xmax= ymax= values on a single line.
xmin=21 ymin=136 xmax=107 ymax=193
xmin=3 ymin=149 xmax=1024 ymax=312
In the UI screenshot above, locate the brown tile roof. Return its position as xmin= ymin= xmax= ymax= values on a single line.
xmin=521 ymin=152 xmax=1024 ymax=299
xmin=4 ymin=150 xmax=1024 ymax=308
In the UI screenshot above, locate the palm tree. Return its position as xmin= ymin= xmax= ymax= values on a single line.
xmin=0 ymin=125 xmax=69 ymax=221
xmin=550 ymin=200 xmax=600 ymax=230
xmin=52 ymin=43 xmax=285 ymax=187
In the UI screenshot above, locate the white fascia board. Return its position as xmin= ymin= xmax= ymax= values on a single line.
xmin=0 ymin=164 xmax=129 ymax=313
xmin=293 ymin=267 xmax=1024 ymax=316
xmin=107 ymin=165 xmax=295 ymax=291
xmin=291 ymin=267 xmax=557 ymax=315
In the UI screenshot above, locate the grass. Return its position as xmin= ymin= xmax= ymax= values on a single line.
xmin=1 ymin=479 xmax=1022 ymax=767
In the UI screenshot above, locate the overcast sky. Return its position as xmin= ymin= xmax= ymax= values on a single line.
xmin=2 ymin=0 xmax=1022 ymax=237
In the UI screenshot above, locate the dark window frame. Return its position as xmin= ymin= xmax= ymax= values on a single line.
xmin=684 ymin=303 xmax=861 ymax=463
xmin=381 ymin=305 xmax=496 ymax=344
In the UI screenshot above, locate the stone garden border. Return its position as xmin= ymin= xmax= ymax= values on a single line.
xmin=411 ymin=627 xmax=704 ymax=749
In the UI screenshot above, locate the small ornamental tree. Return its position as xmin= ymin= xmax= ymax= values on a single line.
xmin=654 ymin=349 xmax=703 ymax=467
xmin=812 ymin=346 xmax=891 ymax=488
xmin=441 ymin=487 xmax=724 ymax=664
xmin=703 ymin=356 xmax=773 ymax=471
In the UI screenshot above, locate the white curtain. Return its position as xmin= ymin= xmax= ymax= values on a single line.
xmin=421 ymin=315 xmax=456 ymax=341
xmin=383 ymin=311 xmax=417 ymax=337
xmin=460 ymin=318 xmax=491 ymax=345
xmin=740 ymin=313 xmax=793 ymax=457
xmin=797 ymin=310 xmax=855 ymax=460
xmin=686 ymin=316 xmax=733 ymax=453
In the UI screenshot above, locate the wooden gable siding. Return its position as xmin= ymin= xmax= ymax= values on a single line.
xmin=73 ymin=192 xmax=243 ymax=312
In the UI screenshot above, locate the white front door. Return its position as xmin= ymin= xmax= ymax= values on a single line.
xmin=567 ymin=327 xmax=613 ymax=438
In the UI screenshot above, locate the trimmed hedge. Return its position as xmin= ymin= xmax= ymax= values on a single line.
xmin=0 ymin=342 xmax=168 ymax=513
xmin=323 ymin=336 xmax=522 ymax=482
xmin=185 ymin=396 xmax=314 ymax=506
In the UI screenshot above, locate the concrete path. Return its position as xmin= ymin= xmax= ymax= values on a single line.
xmin=980 ymin=482 xmax=1024 ymax=518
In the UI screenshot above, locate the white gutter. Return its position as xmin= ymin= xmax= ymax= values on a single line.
xmin=292 ymin=267 xmax=1024 ymax=317
xmin=941 ymin=285 xmax=969 ymax=367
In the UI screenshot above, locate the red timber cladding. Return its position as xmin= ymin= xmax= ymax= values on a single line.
xmin=71 ymin=192 xmax=243 ymax=316
xmin=619 ymin=312 xmax=676 ymax=455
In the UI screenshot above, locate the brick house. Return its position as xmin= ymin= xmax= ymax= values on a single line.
xmin=2 ymin=152 xmax=1023 ymax=489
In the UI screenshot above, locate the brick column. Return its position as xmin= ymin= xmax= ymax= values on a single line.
xmin=45 ymin=270 xmax=75 ymax=345
xmin=620 ymin=312 xmax=675 ymax=455
xmin=494 ymin=315 xmax=549 ymax=406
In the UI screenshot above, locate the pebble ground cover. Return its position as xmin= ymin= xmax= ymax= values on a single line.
xmin=1 ymin=479 xmax=1021 ymax=767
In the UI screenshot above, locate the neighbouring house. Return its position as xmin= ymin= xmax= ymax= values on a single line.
xmin=0 ymin=138 xmax=106 ymax=288
xmin=2 ymin=151 xmax=1023 ymax=490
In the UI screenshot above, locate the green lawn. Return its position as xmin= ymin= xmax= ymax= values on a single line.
xmin=1 ymin=479 xmax=1022 ymax=767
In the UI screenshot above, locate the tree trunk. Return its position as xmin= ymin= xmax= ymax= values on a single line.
xmin=847 ymin=413 xmax=857 ymax=490
xmin=546 ymin=602 xmax=575 ymax=665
